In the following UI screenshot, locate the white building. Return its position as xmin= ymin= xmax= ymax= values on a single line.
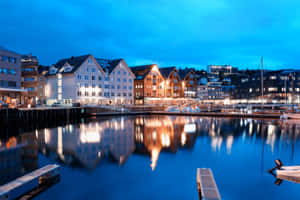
xmin=45 ymin=54 xmax=135 ymax=105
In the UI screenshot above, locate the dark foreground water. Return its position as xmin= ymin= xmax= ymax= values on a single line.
xmin=1 ymin=115 xmax=300 ymax=200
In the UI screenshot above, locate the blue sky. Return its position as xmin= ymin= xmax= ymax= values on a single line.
xmin=1 ymin=0 xmax=300 ymax=70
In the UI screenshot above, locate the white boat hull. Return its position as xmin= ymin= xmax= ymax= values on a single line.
xmin=282 ymin=113 xmax=300 ymax=119
xmin=276 ymin=166 xmax=300 ymax=183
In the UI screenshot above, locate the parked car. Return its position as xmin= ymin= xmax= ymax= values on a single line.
xmin=72 ymin=102 xmax=81 ymax=107
xmin=51 ymin=102 xmax=61 ymax=107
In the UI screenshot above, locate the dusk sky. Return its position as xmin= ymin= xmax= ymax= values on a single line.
xmin=1 ymin=0 xmax=300 ymax=70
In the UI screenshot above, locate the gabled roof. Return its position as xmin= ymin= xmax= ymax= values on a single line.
xmin=178 ymin=68 xmax=194 ymax=80
xmin=54 ymin=54 xmax=91 ymax=74
xmin=95 ymin=58 xmax=123 ymax=74
xmin=130 ymin=64 xmax=155 ymax=80
xmin=159 ymin=67 xmax=177 ymax=79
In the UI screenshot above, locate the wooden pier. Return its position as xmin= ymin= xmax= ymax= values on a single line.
xmin=0 ymin=164 xmax=60 ymax=200
xmin=197 ymin=168 xmax=221 ymax=200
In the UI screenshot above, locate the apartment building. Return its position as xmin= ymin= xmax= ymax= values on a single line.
xmin=45 ymin=54 xmax=134 ymax=105
xmin=0 ymin=47 xmax=26 ymax=106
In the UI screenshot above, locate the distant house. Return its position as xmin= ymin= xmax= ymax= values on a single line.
xmin=131 ymin=64 xmax=165 ymax=105
xmin=45 ymin=54 xmax=134 ymax=105
xmin=178 ymin=68 xmax=197 ymax=98
xmin=159 ymin=67 xmax=182 ymax=98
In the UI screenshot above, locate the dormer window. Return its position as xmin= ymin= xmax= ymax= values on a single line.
xmin=64 ymin=66 xmax=73 ymax=72
xmin=49 ymin=67 xmax=57 ymax=74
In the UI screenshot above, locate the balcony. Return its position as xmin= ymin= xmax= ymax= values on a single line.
xmin=22 ymin=71 xmax=38 ymax=76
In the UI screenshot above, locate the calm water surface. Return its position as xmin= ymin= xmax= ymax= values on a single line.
xmin=1 ymin=115 xmax=300 ymax=200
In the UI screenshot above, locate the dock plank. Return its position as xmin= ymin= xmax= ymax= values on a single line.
xmin=197 ymin=168 xmax=221 ymax=200
xmin=0 ymin=164 xmax=60 ymax=200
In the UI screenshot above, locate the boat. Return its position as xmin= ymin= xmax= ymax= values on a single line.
xmin=281 ymin=113 xmax=300 ymax=120
xmin=269 ymin=159 xmax=300 ymax=184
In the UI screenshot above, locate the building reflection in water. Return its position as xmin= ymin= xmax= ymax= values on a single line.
xmin=3 ymin=116 xmax=300 ymax=174
xmin=36 ymin=117 xmax=135 ymax=169
xmin=0 ymin=133 xmax=38 ymax=185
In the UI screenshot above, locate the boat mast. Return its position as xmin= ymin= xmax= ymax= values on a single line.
xmin=261 ymin=56 xmax=264 ymax=109
xmin=292 ymin=72 xmax=295 ymax=112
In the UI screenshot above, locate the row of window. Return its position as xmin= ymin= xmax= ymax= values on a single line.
xmin=0 ymin=56 xmax=17 ymax=63
xmin=77 ymin=75 xmax=132 ymax=82
xmin=248 ymin=87 xmax=300 ymax=92
xmin=0 ymin=67 xmax=16 ymax=75
xmin=77 ymin=91 xmax=132 ymax=97
xmin=0 ymin=80 xmax=16 ymax=87
xmin=80 ymin=83 xmax=132 ymax=90
xmin=82 ymin=65 xmax=128 ymax=76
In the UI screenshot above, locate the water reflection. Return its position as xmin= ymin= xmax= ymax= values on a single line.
xmin=1 ymin=116 xmax=300 ymax=175
xmin=0 ymin=133 xmax=38 ymax=185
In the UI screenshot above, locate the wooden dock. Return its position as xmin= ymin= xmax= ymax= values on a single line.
xmin=197 ymin=168 xmax=221 ymax=200
xmin=0 ymin=164 xmax=60 ymax=200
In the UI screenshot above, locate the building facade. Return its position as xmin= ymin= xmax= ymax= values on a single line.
xmin=0 ymin=47 xmax=26 ymax=106
xmin=160 ymin=67 xmax=181 ymax=98
xmin=131 ymin=64 xmax=165 ymax=105
xmin=45 ymin=54 xmax=134 ymax=105
xmin=178 ymin=68 xmax=197 ymax=98
xmin=21 ymin=54 xmax=40 ymax=105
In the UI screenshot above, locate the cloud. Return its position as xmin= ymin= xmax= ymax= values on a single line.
xmin=1 ymin=0 xmax=300 ymax=70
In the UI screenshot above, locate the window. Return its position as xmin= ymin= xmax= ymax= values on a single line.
xmin=3 ymin=68 xmax=8 ymax=74
xmin=24 ymin=68 xmax=34 ymax=72
xmin=105 ymin=77 xmax=109 ymax=81
xmin=123 ymin=78 xmax=127 ymax=82
xmin=104 ymin=92 xmax=110 ymax=97
xmin=92 ymin=92 xmax=96 ymax=96
xmin=129 ymin=79 xmax=132 ymax=83
xmin=117 ymin=85 xmax=120 ymax=89
xmin=9 ymin=69 xmax=16 ymax=75
xmin=24 ymin=77 xmax=35 ymax=81
xmin=129 ymin=93 xmax=132 ymax=96
xmin=98 ymin=76 xmax=102 ymax=81
xmin=77 ymin=75 xmax=81 ymax=80
xmin=92 ymin=84 xmax=96 ymax=88
xmin=86 ymin=68 xmax=89 ymax=72
xmin=123 ymin=93 xmax=127 ymax=96
xmin=92 ymin=68 xmax=96 ymax=72
xmin=105 ymin=85 xmax=110 ymax=89
xmin=269 ymin=76 xmax=277 ymax=80
xmin=123 ymin=86 xmax=127 ymax=89
xmin=98 ymin=84 xmax=102 ymax=88
xmin=9 ymin=57 xmax=16 ymax=63
xmin=117 ymin=71 xmax=120 ymax=75
xmin=88 ymin=58 xmax=93 ymax=64
xmin=85 ymin=91 xmax=89 ymax=96
xmin=129 ymin=86 xmax=132 ymax=90
xmin=85 ymin=75 xmax=89 ymax=80
xmin=111 ymin=92 xmax=115 ymax=96
xmin=85 ymin=83 xmax=88 ymax=88
xmin=77 ymin=91 xmax=82 ymax=96
xmin=8 ymin=81 xmax=16 ymax=87
xmin=2 ymin=56 xmax=8 ymax=62
xmin=92 ymin=76 xmax=95 ymax=80
xmin=117 ymin=93 xmax=121 ymax=96
xmin=117 ymin=78 xmax=120 ymax=82
xmin=111 ymin=85 xmax=115 ymax=89
xmin=123 ymin=71 xmax=127 ymax=75
xmin=26 ymin=87 xmax=35 ymax=91
xmin=98 ymin=92 xmax=102 ymax=96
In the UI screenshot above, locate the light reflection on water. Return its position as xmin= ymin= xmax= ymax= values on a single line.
xmin=1 ymin=115 xmax=300 ymax=199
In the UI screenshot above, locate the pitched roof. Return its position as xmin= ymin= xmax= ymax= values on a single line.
xmin=178 ymin=68 xmax=194 ymax=80
xmin=54 ymin=54 xmax=91 ymax=74
xmin=130 ymin=64 xmax=155 ymax=80
xmin=159 ymin=67 xmax=176 ymax=79
xmin=95 ymin=58 xmax=123 ymax=74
